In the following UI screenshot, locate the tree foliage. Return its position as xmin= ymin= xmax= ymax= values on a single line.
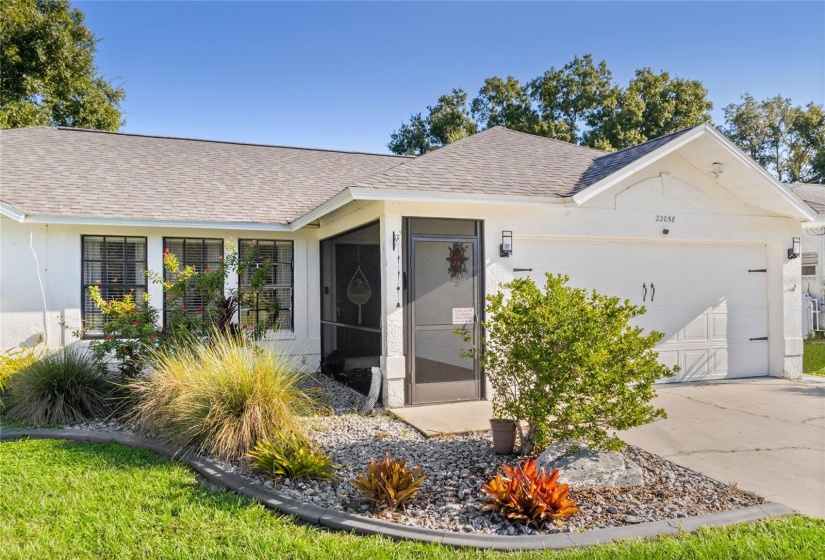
xmin=459 ymin=274 xmax=673 ymax=455
xmin=722 ymin=94 xmax=825 ymax=183
xmin=388 ymin=54 xmax=711 ymax=154
xmin=0 ymin=0 xmax=124 ymax=130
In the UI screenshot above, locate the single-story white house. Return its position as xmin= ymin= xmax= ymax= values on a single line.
xmin=788 ymin=182 xmax=825 ymax=336
xmin=0 ymin=123 xmax=814 ymax=407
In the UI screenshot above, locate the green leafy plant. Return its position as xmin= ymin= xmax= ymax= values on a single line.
xmin=349 ymin=451 xmax=427 ymax=510
xmin=457 ymin=273 xmax=675 ymax=455
xmin=88 ymin=287 xmax=161 ymax=377
xmin=249 ymin=431 xmax=335 ymax=481
xmin=481 ymin=459 xmax=579 ymax=529
xmin=126 ymin=330 xmax=314 ymax=460
xmin=0 ymin=344 xmax=43 ymax=392
xmin=2 ymin=346 xmax=112 ymax=426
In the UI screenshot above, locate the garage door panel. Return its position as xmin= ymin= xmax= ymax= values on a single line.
xmin=518 ymin=239 xmax=769 ymax=383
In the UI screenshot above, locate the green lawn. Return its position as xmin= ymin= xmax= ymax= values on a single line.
xmin=1 ymin=439 xmax=823 ymax=559
xmin=803 ymin=340 xmax=825 ymax=376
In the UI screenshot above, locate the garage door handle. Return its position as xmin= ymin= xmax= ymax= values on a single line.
xmin=642 ymin=283 xmax=647 ymax=302
xmin=650 ymin=283 xmax=655 ymax=302
xmin=749 ymin=337 xmax=768 ymax=341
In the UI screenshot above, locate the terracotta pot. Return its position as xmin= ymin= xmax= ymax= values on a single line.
xmin=490 ymin=419 xmax=517 ymax=455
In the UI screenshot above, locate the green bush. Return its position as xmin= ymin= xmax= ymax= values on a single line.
xmin=127 ymin=332 xmax=314 ymax=460
xmin=2 ymin=346 xmax=112 ymax=426
xmin=458 ymin=274 xmax=675 ymax=455
xmin=0 ymin=344 xmax=43 ymax=392
xmin=249 ymin=431 xmax=336 ymax=480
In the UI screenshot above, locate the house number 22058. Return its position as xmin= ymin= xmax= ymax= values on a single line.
xmin=655 ymin=215 xmax=676 ymax=223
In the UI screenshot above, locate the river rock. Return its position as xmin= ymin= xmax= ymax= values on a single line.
xmin=536 ymin=441 xmax=644 ymax=489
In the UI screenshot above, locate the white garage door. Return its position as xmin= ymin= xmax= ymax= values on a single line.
xmin=518 ymin=240 xmax=769 ymax=382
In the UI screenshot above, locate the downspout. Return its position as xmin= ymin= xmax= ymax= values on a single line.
xmin=29 ymin=224 xmax=50 ymax=347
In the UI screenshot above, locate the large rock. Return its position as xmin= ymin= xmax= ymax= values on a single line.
xmin=535 ymin=441 xmax=644 ymax=489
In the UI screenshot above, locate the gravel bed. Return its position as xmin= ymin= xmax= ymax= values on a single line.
xmin=58 ymin=373 xmax=763 ymax=535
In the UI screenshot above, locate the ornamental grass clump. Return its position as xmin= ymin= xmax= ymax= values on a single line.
xmin=0 ymin=344 xmax=43 ymax=393
xmin=2 ymin=346 xmax=112 ymax=426
xmin=127 ymin=331 xmax=314 ymax=460
xmin=249 ymin=430 xmax=336 ymax=481
xmin=482 ymin=459 xmax=579 ymax=529
xmin=350 ymin=451 xmax=427 ymax=511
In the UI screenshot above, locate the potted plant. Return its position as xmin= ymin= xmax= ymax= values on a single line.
xmin=489 ymin=417 xmax=518 ymax=455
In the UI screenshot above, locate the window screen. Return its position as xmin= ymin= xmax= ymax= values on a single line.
xmin=163 ymin=238 xmax=224 ymax=326
xmin=81 ymin=236 xmax=148 ymax=335
xmin=239 ymin=240 xmax=294 ymax=331
xmin=802 ymin=252 xmax=818 ymax=276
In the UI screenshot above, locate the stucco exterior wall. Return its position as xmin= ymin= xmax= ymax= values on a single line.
xmin=0 ymin=219 xmax=321 ymax=368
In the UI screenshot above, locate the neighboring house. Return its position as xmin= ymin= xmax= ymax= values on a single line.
xmin=0 ymin=123 xmax=813 ymax=408
xmin=788 ymin=182 xmax=825 ymax=336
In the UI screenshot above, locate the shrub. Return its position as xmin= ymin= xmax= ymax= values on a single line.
xmin=88 ymin=287 xmax=162 ymax=378
xmin=2 ymin=347 xmax=112 ymax=426
xmin=249 ymin=431 xmax=336 ymax=480
xmin=458 ymin=274 xmax=675 ymax=454
xmin=127 ymin=332 xmax=313 ymax=460
xmin=482 ymin=459 xmax=579 ymax=528
xmin=350 ymin=451 xmax=427 ymax=510
xmin=0 ymin=344 xmax=43 ymax=392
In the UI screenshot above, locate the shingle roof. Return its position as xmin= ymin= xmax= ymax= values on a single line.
xmin=789 ymin=182 xmax=825 ymax=213
xmin=0 ymin=124 xmax=704 ymax=226
xmin=0 ymin=127 xmax=408 ymax=225
xmin=356 ymin=125 xmax=702 ymax=197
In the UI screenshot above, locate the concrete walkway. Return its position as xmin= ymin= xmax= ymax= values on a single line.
xmin=392 ymin=376 xmax=825 ymax=518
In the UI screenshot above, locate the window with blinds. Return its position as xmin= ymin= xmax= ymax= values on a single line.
xmin=81 ymin=236 xmax=148 ymax=335
xmin=239 ymin=239 xmax=294 ymax=332
xmin=802 ymin=252 xmax=818 ymax=276
xmin=163 ymin=238 xmax=224 ymax=326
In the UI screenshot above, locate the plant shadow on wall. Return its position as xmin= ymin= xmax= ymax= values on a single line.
xmin=86 ymin=239 xmax=280 ymax=379
xmin=457 ymin=273 xmax=677 ymax=456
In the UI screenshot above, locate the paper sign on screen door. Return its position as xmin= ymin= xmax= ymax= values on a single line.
xmin=452 ymin=307 xmax=474 ymax=325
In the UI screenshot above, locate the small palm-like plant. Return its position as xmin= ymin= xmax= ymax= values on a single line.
xmin=0 ymin=344 xmax=43 ymax=393
xmin=482 ymin=459 xmax=579 ymax=528
xmin=2 ymin=346 xmax=111 ymax=425
xmin=249 ymin=431 xmax=336 ymax=481
xmin=350 ymin=451 xmax=427 ymax=510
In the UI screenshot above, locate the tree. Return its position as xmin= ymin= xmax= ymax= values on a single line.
xmin=528 ymin=54 xmax=616 ymax=144
xmin=585 ymin=68 xmax=712 ymax=151
xmin=0 ymin=0 xmax=124 ymax=130
xmin=387 ymin=54 xmax=715 ymax=154
xmin=470 ymin=75 xmax=538 ymax=133
xmin=723 ymin=94 xmax=825 ymax=183
xmin=388 ymin=89 xmax=477 ymax=155
xmin=459 ymin=274 xmax=673 ymax=455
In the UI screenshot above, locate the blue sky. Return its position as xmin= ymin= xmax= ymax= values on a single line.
xmin=78 ymin=1 xmax=825 ymax=154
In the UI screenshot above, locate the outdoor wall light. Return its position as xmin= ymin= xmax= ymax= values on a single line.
xmin=789 ymin=237 xmax=801 ymax=260
xmin=500 ymin=230 xmax=513 ymax=257
xmin=709 ymin=162 xmax=724 ymax=179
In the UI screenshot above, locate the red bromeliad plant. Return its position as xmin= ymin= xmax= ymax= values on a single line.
xmin=481 ymin=459 xmax=579 ymax=529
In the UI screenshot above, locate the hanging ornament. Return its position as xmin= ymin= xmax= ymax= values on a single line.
xmin=346 ymin=245 xmax=372 ymax=324
xmin=447 ymin=242 xmax=469 ymax=285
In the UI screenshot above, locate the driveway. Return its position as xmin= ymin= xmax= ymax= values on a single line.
xmin=620 ymin=376 xmax=825 ymax=518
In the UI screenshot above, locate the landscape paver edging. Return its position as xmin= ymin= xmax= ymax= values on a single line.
xmin=0 ymin=428 xmax=794 ymax=551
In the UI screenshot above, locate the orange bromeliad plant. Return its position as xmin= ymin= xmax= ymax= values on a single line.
xmin=481 ymin=459 xmax=579 ymax=528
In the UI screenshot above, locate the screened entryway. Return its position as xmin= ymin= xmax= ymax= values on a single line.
xmin=320 ymin=222 xmax=381 ymax=395
xmin=404 ymin=218 xmax=484 ymax=405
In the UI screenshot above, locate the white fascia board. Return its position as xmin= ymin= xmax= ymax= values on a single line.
xmin=349 ymin=187 xmax=570 ymax=205
xmin=803 ymin=216 xmax=825 ymax=228
xmin=22 ymin=214 xmax=292 ymax=231
xmin=572 ymin=125 xmax=708 ymax=206
xmin=0 ymin=201 xmax=27 ymax=222
xmin=287 ymin=187 xmax=570 ymax=230
xmin=288 ymin=189 xmax=355 ymax=230
xmin=703 ymin=126 xmax=816 ymax=221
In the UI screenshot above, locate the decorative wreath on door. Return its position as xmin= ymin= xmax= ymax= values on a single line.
xmin=447 ymin=242 xmax=469 ymax=285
